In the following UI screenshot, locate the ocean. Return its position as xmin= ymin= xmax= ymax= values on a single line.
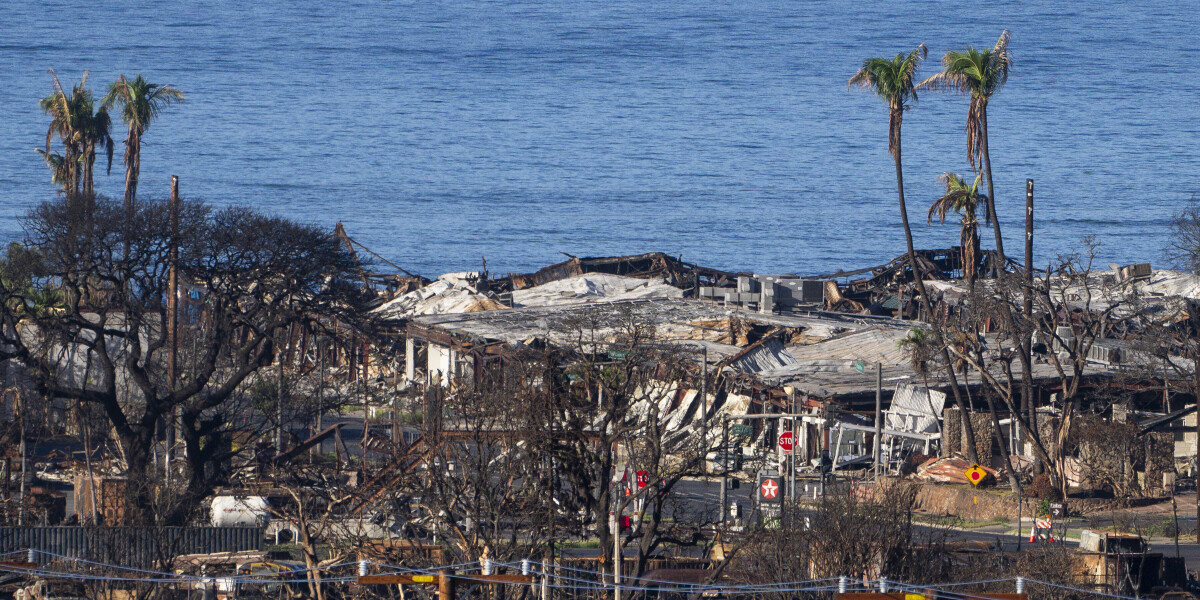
xmin=1 ymin=1 xmax=1197 ymax=277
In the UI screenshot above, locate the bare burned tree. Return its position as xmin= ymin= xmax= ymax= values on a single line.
xmin=726 ymin=482 xmax=953 ymax=595
xmin=354 ymin=305 xmax=730 ymax=592
xmin=729 ymin=481 xmax=1089 ymax=600
xmin=1167 ymin=198 xmax=1200 ymax=274
xmin=413 ymin=366 xmax=555 ymax=575
xmin=937 ymin=238 xmax=1124 ymax=499
xmin=619 ymin=388 xmax=717 ymax=578
xmin=526 ymin=305 xmax=729 ymax=582
xmin=0 ymin=194 xmax=367 ymax=524
xmin=1124 ymin=280 xmax=1200 ymax=539
xmin=1071 ymin=417 xmax=1144 ymax=499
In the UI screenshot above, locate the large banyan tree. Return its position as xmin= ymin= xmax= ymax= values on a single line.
xmin=0 ymin=194 xmax=370 ymax=524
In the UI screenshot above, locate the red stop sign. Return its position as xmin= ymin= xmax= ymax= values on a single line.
xmin=777 ymin=431 xmax=794 ymax=453
xmin=636 ymin=470 xmax=648 ymax=488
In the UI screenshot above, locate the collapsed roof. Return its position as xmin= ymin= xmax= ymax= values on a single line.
xmin=511 ymin=273 xmax=684 ymax=307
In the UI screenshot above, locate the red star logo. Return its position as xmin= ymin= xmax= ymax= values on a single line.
xmin=760 ymin=478 xmax=779 ymax=499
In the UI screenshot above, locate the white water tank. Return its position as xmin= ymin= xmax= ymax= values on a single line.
xmin=210 ymin=495 xmax=270 ymax=527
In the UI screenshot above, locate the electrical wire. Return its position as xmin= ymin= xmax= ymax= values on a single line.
xmin=0 ymin=548 xmax=1157 ymax=597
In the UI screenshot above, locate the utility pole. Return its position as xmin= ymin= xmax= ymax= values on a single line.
xmin=700 ymin=346 xmax=708 ymax=462
xmin=874 ymin=362 xmax=882 ymax=478
xmin=541 ymin=558 xmax=549 ymax=600
xmin=1023 ymin=179 xmax=1035 ymax=456
xmin=166 ymin=175 xmax=179 ymax=486
xmin=362 ymin=339 xmax=370 ymax=457
xmin=18 ymin=390 xmax=25 ymax=525
xmin=820 ymin=403 xmax=828 ymax=499
xmin=612 ymin=485 xmax=622 ymax=600
xmin=438 ymin=568 xmax=454 ymax=600
xmin=789 ymin=389 xmax=796 ymax=501
xmin=715 ymin=417 xmax=724 ymax=525
xmin=275 ymin=350 xmax=284 ymax=454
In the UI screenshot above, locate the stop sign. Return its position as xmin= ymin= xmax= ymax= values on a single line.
xmin=777 ymin=431 xmax=794 ymax=453
xmin=635 ymin=470 xmax=648 ymax=488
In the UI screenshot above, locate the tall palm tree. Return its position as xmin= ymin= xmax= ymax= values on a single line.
xmin=851 ymin=49 xmax=981 ymax=464
xmin=928 ymin=172 xmax=989 ymax=287
xmin=38 ymin=70 xmax=112 ymax=198
xmin=39 ymin=70 xmax=85 ymax=195
xmin=919 ymin=31 xmax=1012 ymax=272
xmin=102 ymin=75 xmax=184 ymax=211
xmin=849 ymin=45 xmax=928 ymax=298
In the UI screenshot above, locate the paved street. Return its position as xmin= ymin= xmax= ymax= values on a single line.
xmin=669 ymin=477 xmax=1200 ymax=569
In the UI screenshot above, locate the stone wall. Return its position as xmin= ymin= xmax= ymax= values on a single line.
xmin=912 ymin=482 xmax=1032 ymax=520
xmin=943 ymin=408 xmax=961 ymax=458
xmin=1143 ymin=431 xmax=1174 ymax=496
xmin=941 ymin=408 xmax=998 ymax=466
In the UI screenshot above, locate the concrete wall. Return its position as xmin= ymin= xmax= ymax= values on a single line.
xmin=427 ymin=343 xmax=456 ymax=385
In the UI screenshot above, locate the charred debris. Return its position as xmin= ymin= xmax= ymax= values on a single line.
xmin=7 ymin=222 xmax=1200 ymax=597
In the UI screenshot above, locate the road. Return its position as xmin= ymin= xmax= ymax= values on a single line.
xmin=667 ymin=477 xmax=1200 ymax=569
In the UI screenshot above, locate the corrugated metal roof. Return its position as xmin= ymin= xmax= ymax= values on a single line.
xmin=786 ymin=327 xmax=912 ymax=366
xmin=885 ymin=382 xmax=944 ymax=434
xmin=0 ymin=526 xmax=263 ymax=568
xmin=729 ymin=338 xmax=795 ymax=373
xmin=511 ymin=274 xmax=684 ymax=307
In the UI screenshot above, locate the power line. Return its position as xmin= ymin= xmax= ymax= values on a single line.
xmin=0 ymin=549 xmax=1148 ymax=598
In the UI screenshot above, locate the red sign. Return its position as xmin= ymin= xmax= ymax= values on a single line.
xmin=777 ymin=431 xmax=794 ymax=453
xmin=760 ymin=478 xmax=780 ymax=499
xmin=635 ymin=470 xmax=648 ymax=488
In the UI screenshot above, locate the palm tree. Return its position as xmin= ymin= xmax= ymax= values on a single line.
xmin=34 ymin=149 xmax=73 ymax=193
xmin=102 ymin=75 xmax=184 ymax=212
xmin=38 ymin=70 xmax=112 ymax=197
xmin=851 ymin=49 xmax=980 ymax=464
xmin=919 ymin=31 xmax=1012 ymax=272
xmin=39 ymin=70 xmax=86 ymax=195
xmin=849 ymin=45 xmax=928 ymax=301
xmin=928 ymin=172 xmax=989 ymax=287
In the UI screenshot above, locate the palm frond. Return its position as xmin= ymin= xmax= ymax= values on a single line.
xmin=928 ymin=172 xmax=988 ymax=225
xmin=849 ymin=45 xmax=927 ymax=157
xmin=46 ymin=68 xmax=69 ymax=119
xmin=104 ymin=74 xmax=185 ymax=131
xmin=35 ymin=149 xmax=72 ymax=190
xmin=916 ymin=70 xmax=970 ymax=94
xmin=992 ymin=30 xmax=1013 ymax=85
xmin=95 ymin=106 xmax=115 ymax=175
xmin=847 ymin=68 xmax=873 ymax=91
xmin=901 ymin=44 xmax=929 ymax=101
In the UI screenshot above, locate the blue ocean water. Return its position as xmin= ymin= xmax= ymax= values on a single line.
xmin=1 ymin=2 xmax=1197 ymax=277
